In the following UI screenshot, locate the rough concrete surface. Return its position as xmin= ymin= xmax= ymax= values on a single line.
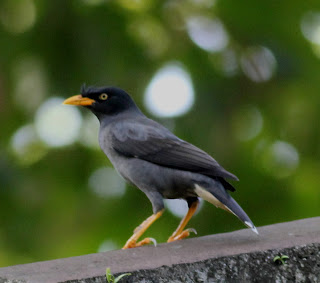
xmin=0 ymin=217 xmax=319 ymax=283
xmin=113 ymin=244 xmax=320 ymax=283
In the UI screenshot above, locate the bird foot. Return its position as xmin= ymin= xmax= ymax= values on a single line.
xmin=122 ymin=237 xmax=157 ymax=249
xmin=167 ymin=228 xmax=197 ymax=243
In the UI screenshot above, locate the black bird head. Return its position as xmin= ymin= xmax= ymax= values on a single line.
xmin=63 ymin=85 xmax=141 ymax=119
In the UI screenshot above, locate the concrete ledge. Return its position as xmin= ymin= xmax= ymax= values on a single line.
xmin=0 ymin=217 xmax=319 ymax=283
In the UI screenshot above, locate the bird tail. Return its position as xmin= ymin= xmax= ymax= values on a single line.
xmin=194 ymin=183 xmax=258 ymax=234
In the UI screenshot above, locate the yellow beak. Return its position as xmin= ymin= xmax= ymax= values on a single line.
xmin=63 ymin=94 xmax=95 ymax=106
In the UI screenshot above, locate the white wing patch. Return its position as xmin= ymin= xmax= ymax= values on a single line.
xmin=194 ymin=184 xmax=232 ymax=213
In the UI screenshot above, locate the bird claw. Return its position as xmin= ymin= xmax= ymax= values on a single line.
xmin=167 ymin=228 xmax=197 ymax=242
xmin=122 ymin=237 xmax=157 ymax=249
xmin=148 ymin=237 xmax=157 ymax=247
xmin=186 ymin=228 xmax=197 ymax=235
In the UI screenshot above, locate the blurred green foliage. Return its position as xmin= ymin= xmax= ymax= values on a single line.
xmin=0 ymin=0 xmax=320 ymax=267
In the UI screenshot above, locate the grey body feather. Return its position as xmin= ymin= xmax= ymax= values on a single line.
xmin=98 ymin=112 xmax=257 ymax=233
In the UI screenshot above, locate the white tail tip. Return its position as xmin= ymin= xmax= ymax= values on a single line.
xmin=252 ymin=226 xmax=259 ymax=235
xmin=245 ymin=221 xmax=259 ymax=235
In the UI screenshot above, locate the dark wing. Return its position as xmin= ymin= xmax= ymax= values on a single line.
xmin=110 ymin=118 xmax=238 ymax=185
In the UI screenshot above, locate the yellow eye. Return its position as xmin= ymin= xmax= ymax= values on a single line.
xmin=99 ymin=93 xmax=108 ymax=100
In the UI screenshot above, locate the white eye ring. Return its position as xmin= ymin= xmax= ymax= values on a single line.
xmin=99 ymin=93 xmax=108 ymax=100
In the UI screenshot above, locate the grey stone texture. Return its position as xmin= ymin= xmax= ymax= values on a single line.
xmin=0 ymin=217 xmax=319 ymax=283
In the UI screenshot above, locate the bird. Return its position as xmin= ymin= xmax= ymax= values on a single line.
xmin=63 ymin=85 xmax=258 ymax=249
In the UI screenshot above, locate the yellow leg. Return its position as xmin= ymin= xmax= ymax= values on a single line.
xmin=167 ymin=200 xmax=199 ymax=243
xmin=122 ymin=210 xmax=164 ymax=249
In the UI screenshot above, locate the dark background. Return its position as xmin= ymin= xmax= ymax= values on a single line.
xmin=0 ymin=0 xmax=319 ymax=267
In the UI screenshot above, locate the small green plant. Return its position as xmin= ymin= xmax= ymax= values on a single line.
xmin=106 ymin=267 xmax=131 ymax=283
xmin=273 ymin=254 xmax=289 ymax=265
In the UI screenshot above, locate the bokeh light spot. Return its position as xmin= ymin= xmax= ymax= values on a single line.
xmin=78 ymin=114 xmax=100 ymax=149
xmin=165 ymin=199 xmax=203 ymax=218
xmin=129 ymin=17 xmax=169 ymax=57
xmin=232 ymin=106 xmax=263 ymax=141
xmin=97 ymin=240 xmax=118 ymax=253
xmin=260 ymin=140 xmax=299 ymax=178
xmin=89 ymin=167 xmax=126 ymax=199
xmin=0 ymin=0 xmax=36 ymax=34
xmin=35 ymin=97 xmax=82 ymax=147
xmin=11 ymin=124 xmax=47 ymax=165
xmin=117 ymin=0 xmax=151 ymax=12
xmin=240 ymin=46 xmax=277 ymax=82
xmin=190 ymin=0 xmax=216 ymax=8
xmin=301 ymin=11 xmax=320 ymax=45
xmin=211 ymin=48 xmax=239 ymax=77
xmin=12 ymin=56 xmax=47 ymax=113
xmin=300 ymin=11 xmax=320 ymax=58
xmin=144 ymin=63 xmax=195 ymax=117
xmin=186 ymin=17 xmax=229 ymax=53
